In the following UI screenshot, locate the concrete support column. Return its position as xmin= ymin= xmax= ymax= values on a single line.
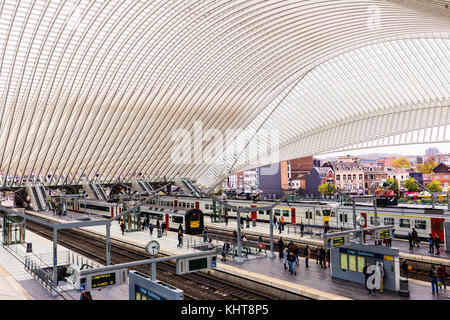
xmin=268 ymin=209 xmax=275 ymax=258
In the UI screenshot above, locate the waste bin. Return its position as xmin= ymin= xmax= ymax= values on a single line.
xmin=26 ymin=243 xmax=32 ymax=253
xmin=157 ymin=228 xmax=162 ymax=238
xmin=399 ymin=278 xmax=409 ymax=297
xmin=252 ymin=221 xmax=256 ymax=227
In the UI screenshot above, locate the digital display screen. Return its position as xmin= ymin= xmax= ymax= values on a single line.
xmin=91 ymin=273 xmax=116 ymax=289
xmin=333 ymin=237 xmax=345 ymax=247
xmin=188 ymin=258 xmax=208 ymax=271
xmin=379 ymin=230 xmax=391 ymax=239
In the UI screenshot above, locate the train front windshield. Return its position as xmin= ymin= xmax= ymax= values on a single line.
xmin=190 ymin=212 xmax=200 ymax=228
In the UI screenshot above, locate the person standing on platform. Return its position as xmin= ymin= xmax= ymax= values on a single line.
xmin=429 ymin=234 xmax=434 ymax=254
xmin=120 ymin=222 xmax=125 ymax=235
xmin=202 ymin=229 xmax=208 ymax=243
xmin=278 ymin=221 xmax=282 ymax=234
xmin=430 ymin=265 xmax=439 ymax=294
xmin=277 ymin=237 xmax=284 ymax=259
xmin=438 ymin=264 xmax=447 ymax=291
xmin=280 ymin=216 xmax=285 ymax=231
xmin=363 ymin=262 xmax=375 ymax=295
xmin=435 ymin=234 xmax=441 ymax=255
xmin=273 ymin=216 xmax=277 ymax=229
xmin=408 ymin=232 xmax=414 ymax=250
xmin=178 ymin=224 xmax=183 ymax=234
xmin=304 ymin=245 xmax=310 ymax=268
xmin=412 ymin=228 xmax=419 ymax=248
xmin=149 ymin=222 xmax=154 ymax=236
xmin=156 ymin=219 xmax=160 ymax=230
xmin=377 ymin=263 xmax=385 ymax=293
xmin=221 ymin=241 xmax=230 ymax=261
xmin=162 ymin=222 xmax=167 ymax=236
xmin=300 ymin=221 xmax=304 ymax=237
xmin=319 ymin=247 xmax=326 ymax=268
xmin=401 ymin=260 xmax=410 ymax=278
xmin=225 ymin=212 xmax=229 ymax=226
xmin=258 ymin=236 xmax=263 ymax=253
xmin=283 ymin=248 xmax=289 ymax=270
xmin=177 ymin=230 xmax=183 ymax=248
xmin=287 ymin=250 xmax=297 ymax=275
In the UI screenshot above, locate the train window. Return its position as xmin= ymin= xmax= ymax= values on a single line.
xmin=169 ymin=202 xmax=173 ymax=206
xmin=344 ymin=215 xmax=348 ymax=223
xmin=339 ymin=214 xmax=343 ymax=222
xmin=205 ymin=204 xmax=209 ymax=210
xmin=315 ymin=211 xmax=321 ymax=216
xmin=369 ymin=217 xmax=380 ymax=225
xmin=282 ymin=210 xmax=289 ymax=217
xmin=259 ymin=210 xmax=264 ymax=215
xmin=414 ymin=220 xmax=426 ymax=230
xmin=191 ymin=203 xmax=195 ymax=208
xmin=399 ymin=219 xmax=410 ymax=228
xmin=274 ymin=209 xmax=280 ymax=216
xmin=172 ymin=216 xmax=183 ymax=224
xmin=384 ymin=218 xmax=394 ymax=225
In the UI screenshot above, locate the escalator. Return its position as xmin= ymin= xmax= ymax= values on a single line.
xmin=31 ymin=186 xmax=44 ymax=211
xmin=138 ymin=181 xmax=147 ymax=192
xmin=95 ymin=183 xmax=107 ymax=200
xmin=144 ymin=181 xmax=153 ymax=192
xmin=88 ymin=183 xmax=99 ymax=199
xmin=38 ymin=185 xmax=49 ymax=210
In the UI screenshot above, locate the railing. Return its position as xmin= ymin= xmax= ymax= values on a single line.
xmin=186 ymin=233 xmax=267 ymax=259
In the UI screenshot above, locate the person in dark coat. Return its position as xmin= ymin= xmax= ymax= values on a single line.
xmin=401 ymin=260 xmax=410 ymax=278
xmin=277 ymin=238 xmax=284 ymax=259
xmin=430 ymin=265 xmax=439 ymax=294
xmin=319 ymin=247 xmax=326 ymax=268
xmin=177 ymin=230 xmax=183 ymax=248
xmin=412 ymin=228 xmax=419 ymax=248
xmin=408 ymin=233 xmax=414 ymax=250
xmin=120 ymin=222 xmax=125 ymax=235
xmin=300 ymin=222 xmax=305 ymax=237
xmin=178 ymin=224 xmax=183 ymax=234
xmin=435 ymin=234 xmax=441 ymax=255
xmin=149 ymin=222 xmax=154 ymax=236
xmin=221 ymin=241 xmax=230 ymax=261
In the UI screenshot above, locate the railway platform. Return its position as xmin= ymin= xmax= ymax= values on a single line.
xmin=203 ymin=221 xmax=450 ymax=264
xmin=26 ymin=210 xmax=450 ymax=300
xmin=0 ymin=223 xmax=128 ymax=300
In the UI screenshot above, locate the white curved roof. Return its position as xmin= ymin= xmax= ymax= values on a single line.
xmin=0 ymin=0 xmax=449 ymax=187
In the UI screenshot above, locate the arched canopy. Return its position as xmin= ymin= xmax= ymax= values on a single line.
xmin=0 ymin=0 xmax=449 ymax=187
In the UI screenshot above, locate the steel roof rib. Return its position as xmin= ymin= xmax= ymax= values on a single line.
xmin=0 ymin=0 xmax=450 ymax=188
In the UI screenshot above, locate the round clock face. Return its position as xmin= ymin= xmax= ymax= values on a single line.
xmin=357 ymin=216 xmax=366 ymax=227
xmin=146 ymin=240 xmax=160 ymax=256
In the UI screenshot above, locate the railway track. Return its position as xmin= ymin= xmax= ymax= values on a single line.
xmin=25 ymin=220 xmax=277 ymax=300
xmin=205 ymin=226 xmax=442 ymax=282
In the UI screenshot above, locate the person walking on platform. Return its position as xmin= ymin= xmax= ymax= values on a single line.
xmin=277 ymin=237 xmax=284 ymax=259
xmin=304 ymin=245 xmax=310 ymax=268
xmin=225 ymin=213 xmax=229 ymax=226
xmin=435 ymin=234 xmax=441 ymax=255
xmin=363 ymin=262 xmax=375 ymax=295
xmin=278 ymin=222 xmax=282 ymax=234
xmin=177 ymin=230 xmax=183 ymax=248
xmin=202 ymin=229 xmax=208 ymax=243
xmin=412 ymin=228 xmax=419 ymax=248
xmin=438 ymin=264 xmax=447 ymax=291
xmin=283 ymin=248 xmax=289 ymax=270
xmin=273 ymin=216 xmax=277 ymax=229
xmin=430 ymin=265 xmax=439 ymax=294
xmin=258 ymin=236 xmax=263 ymax=253
xmin=300 ymin=222 xmax=304 ymax=237
xmin=178 ymin=224 xmax=183 ymax=234
xmin=408 ymin=232 xmax=414 ymax=251
xmin=428 ymin=234 xmax=434 ymax=254
xmin=162 ymin=222 xmax=167 ymax=236
xmin=287 ymin=250 xmax=297 ymax=275
xmin=120 ymin=222 xmax=125 ymax=235
xmin=149 ymin=222 xmax=154 ymax=236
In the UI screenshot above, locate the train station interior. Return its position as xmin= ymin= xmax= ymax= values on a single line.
xmin=0 ymin=0 xmax=449 ymax=310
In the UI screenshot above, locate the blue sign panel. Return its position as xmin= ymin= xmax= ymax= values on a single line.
xmin=211 ymin=261 xmax=216 ymax=268
xmin=339 ymin=248 xmax=384 ymax=260
xmin=80 ymin=284 xmax=86 ymax=291
xmin=136 ymin=285 xmax=167 ymax=300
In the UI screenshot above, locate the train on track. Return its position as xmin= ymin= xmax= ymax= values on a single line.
xmin=67 ymin=198 xmax=204 ymax=235
xmin=67 ymin=195 xmax=448 ymax=242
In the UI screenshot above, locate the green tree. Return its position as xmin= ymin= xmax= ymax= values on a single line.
xmin=318 ymin=183 xmax=335 ymax=195
xmin=417 ymin=159 xmax=437 ymax=174
xmin=393 ymin=157 xmax=410 ymax=168
xmin=403 ymin=178 xmax=419 ymax=192
xmin=427 ymin=180 xmax=442 ymax=193
xmin=384 ymin=178 xmax=399 ymax=193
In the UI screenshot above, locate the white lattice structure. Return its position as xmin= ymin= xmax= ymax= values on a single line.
xmin=0 ymin=0 xmax=449 ymax=187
